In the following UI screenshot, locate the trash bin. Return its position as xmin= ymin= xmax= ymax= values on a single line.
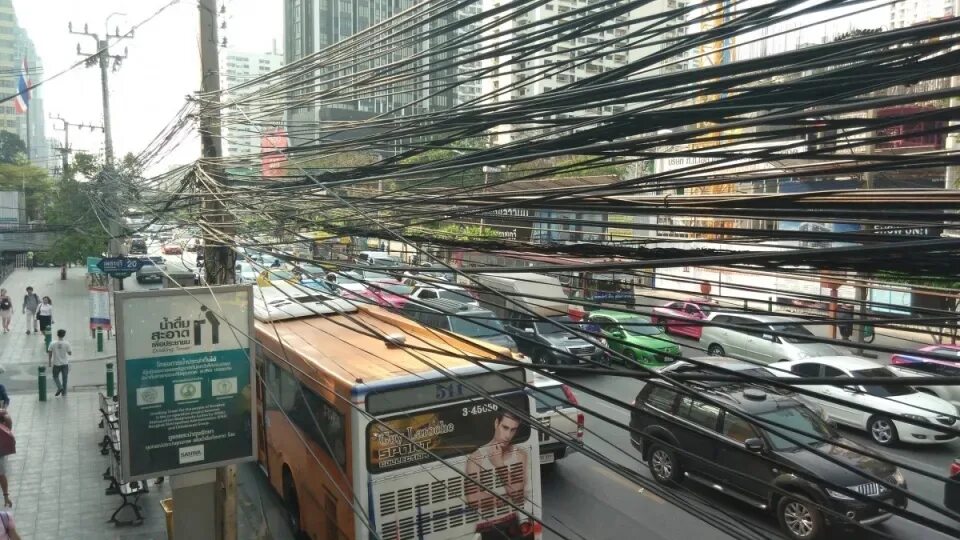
xmin=161 ymin=498 xmax=174 ymax=540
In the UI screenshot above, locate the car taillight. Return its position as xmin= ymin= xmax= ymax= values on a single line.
xmin=891 ymin=356 xmax=908 ymax=365
xmin=576 ymin=412 xmax=585 ymax=441
xmin=950 ymin=460 xmax=960 ymax=478
xmin=561 ymin=385 xmax=579 ymax=405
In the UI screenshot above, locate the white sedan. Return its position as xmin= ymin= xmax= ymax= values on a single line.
xmin=769 ymin=356 xmax=959 ymax=446
xmin=408 ymin=284 xmax=479 ymax=307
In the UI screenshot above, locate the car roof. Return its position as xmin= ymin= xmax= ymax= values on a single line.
xmin=708 ymin=312 xmax=803 ymax=323
xmin=651 ymin=380 xmax=799 ymax=413
xmin=781 ymin=355 xmax=883 ymax=370
xmin=407 ymin=297 xmax=491 ymax=315
xmin=589 ymin=309 xmax=649 ymax=320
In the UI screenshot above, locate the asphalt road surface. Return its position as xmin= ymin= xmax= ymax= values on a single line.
xmin=541 ymin=350 xmax=960 ymax=540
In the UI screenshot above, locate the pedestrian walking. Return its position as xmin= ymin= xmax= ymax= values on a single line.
xmin=0 ymin=509 xmax=21 ymax=540
xmin=36 ymin=296 xmax=53 ymax=337
xmin=21 ymin=287 xmax=39 ymax=335
xmin=0 ymin=410 xmax=13 ymax=510
xmin=0 ymin=290 xmax=11 ymax=333
xmin=47 ymin=329 xmax=72 ymax=397
xmin=25 ymin=251 xmax=33 ymax=271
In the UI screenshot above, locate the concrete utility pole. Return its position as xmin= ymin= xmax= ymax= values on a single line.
xmin=70 ymin=14 xmax=132 ymax=289
xmin=946 ymin=0 xmax=960 ymax=195
xmin=854 ymin=107 xmax=877 ymax=357
xmin=50 ymin=114 xmax=104 ymax=179
xmin=168 ymin=3 xmax=238 ymax=540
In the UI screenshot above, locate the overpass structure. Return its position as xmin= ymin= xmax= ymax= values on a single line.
xmin=0 ymin=226 xmax=58 ymax=253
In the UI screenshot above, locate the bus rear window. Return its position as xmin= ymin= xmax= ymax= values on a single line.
xmin=365 ymin=368 xmax=525 ymax=415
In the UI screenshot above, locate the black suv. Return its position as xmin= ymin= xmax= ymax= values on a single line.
xmin=631 ymin=382 xmax=907 ymax=540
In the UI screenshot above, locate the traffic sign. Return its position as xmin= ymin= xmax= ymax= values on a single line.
xmin=97 ymin=257 xmax=143 ymax=275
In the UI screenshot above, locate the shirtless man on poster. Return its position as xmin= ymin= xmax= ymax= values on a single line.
xmin=465 ymin=410 xmax=530 ymax=538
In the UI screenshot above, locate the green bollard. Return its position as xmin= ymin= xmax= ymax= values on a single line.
xmin=44 ymin=329 xmax=52 ymax=350
xmin=38 ymin=366 xmax=47 ymax=402
xmin=106 ymin=362 xmax=115 ymax=398
xmin=97 ymin=328 xmax=104 ymax=353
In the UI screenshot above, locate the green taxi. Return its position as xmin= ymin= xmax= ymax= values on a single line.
xmin=586 ymin=309 xmax=680 ymax=367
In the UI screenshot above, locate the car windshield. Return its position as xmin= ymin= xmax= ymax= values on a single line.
xmin=618 ymin=317 xmax=661 ymax=336
xmin=535 ymin=315 xmax=576 ymax=335
xmin=852 ymin=367 xmax=915 ymax=397
xmin=363 ymin=271 xmax=396 ymax=282
xmin=929 ymin=347 xmax=960 ymax=359
xmin=379 ymin=284 xmax=414 ymax=296
xmin=449 ymin=315 xmax=506 ymax=338
xmin=756 ymin=406 xmax=835 ymax=451
xmin=769 ymin=323 xmax=816 ymax=344
xmin=298 ymin=265 xmax=326 ymax=277
xmin=438 ymin=289 xmax=475 ymax=304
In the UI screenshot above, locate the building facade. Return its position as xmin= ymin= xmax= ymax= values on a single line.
xmin=889 ymin=0 xmax=955 ymax=28
xmin=481 ymin=0 xmax=691 ymax=146
xmin=283 ymin=0 xmax=468 ymax=147
xmin=0 ymin=0 xmax=46 ymax=167
xmin=220 ymin=45 xmax=285 ymax=157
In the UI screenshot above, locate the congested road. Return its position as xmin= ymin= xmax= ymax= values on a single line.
xmin=541 ymin=330 xmax=960 ymax=540
xmin=128 ymin=237 xmax=960 ymax=539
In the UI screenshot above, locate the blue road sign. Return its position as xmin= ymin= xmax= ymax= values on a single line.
xmin=97 ymin=257 xmax=144 ymax=275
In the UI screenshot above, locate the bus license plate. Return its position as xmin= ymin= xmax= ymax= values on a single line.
xmin=539 ymin=453 xmax=555 ymax=465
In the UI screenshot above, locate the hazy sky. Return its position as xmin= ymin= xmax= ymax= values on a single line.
xmin=14 ymin=0 xmax=282 ymax=169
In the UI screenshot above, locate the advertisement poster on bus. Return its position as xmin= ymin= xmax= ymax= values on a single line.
xmin=368 ymin=392 xmax=539 ymax=540
xmin=116 ymin=286 xmax=255 ymax=481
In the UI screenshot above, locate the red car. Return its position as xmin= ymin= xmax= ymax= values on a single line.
xmin=650 ymin=297 xmax=718 ymax=340
xmin=341 ymin=283 xmax=413 ymax=309
xmin=162 ymin=244 xmax=182 ymax=255
xmin=891 ymin=344 xmax=960 ymax=367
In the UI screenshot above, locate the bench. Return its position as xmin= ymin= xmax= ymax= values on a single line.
xmin=97 ymin=393 xmax=148 ymax=527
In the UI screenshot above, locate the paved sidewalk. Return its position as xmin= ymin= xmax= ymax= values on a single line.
xmin=3 ymin=390 xmax=294 ymax=539
xmin=4 ymin=390 xmax=172 ymax=539
xmin=1 ymin=268 xmax=116 ymax=394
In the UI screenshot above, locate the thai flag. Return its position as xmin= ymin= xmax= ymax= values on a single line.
xmin=14 ymin=58 xmax=30 ymax=114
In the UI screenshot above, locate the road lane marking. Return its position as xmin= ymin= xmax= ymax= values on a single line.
xmin=590 ymin=463 xmax=665 ymax=504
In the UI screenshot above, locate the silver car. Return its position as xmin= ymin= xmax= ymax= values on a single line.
xmin=700 ymin=312 xmax=844 ymax=364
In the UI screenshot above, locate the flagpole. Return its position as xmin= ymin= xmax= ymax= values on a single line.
xmin=26 ymin=101 xmax=30 ymax=165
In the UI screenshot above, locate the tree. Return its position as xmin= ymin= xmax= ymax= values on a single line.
xmin=0 ymin=162 xmax=54 ymax=221
xmin=0 ymin=131 xmax=26 ymax=164
xmin=43 ymin=152 xmax=111 ymax=264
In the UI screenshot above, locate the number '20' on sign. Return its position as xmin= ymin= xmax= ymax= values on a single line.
xmin=435 ymin=382 xmax=464 ymax=400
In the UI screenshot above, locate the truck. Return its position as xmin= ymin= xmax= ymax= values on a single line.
xmin=473 ymin=272 xmax=606 ymax=366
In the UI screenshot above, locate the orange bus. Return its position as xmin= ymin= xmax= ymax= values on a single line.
xmin=253 ymin=283 xmax=543 ymax=540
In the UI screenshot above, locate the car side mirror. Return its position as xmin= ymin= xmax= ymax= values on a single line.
xmin=523 ymin=328 xmax=535 ymax=334
xmin=744 ymin=438 xmax=764 ymax=453
xmin=762 ymin=333 xmax=776 ymax=342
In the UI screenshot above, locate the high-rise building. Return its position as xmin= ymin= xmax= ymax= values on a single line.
xmin=481 ymin=0 xmax=691 ymax=145
xmin=220 ymin=44 xmax=285 ymax=157
xmin=283 ymin=0 xmax=466 ymax=147
xmin=0 ymin=0 xmax=46 ymax=167
xmin=890 ymin=0 xmax=955 ymax=29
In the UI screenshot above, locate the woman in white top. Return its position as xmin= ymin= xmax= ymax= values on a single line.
xmin=0 ymin=289 xmax=12 ymax=333
xmin=36 ymin=296 xmax=53 ymax=336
